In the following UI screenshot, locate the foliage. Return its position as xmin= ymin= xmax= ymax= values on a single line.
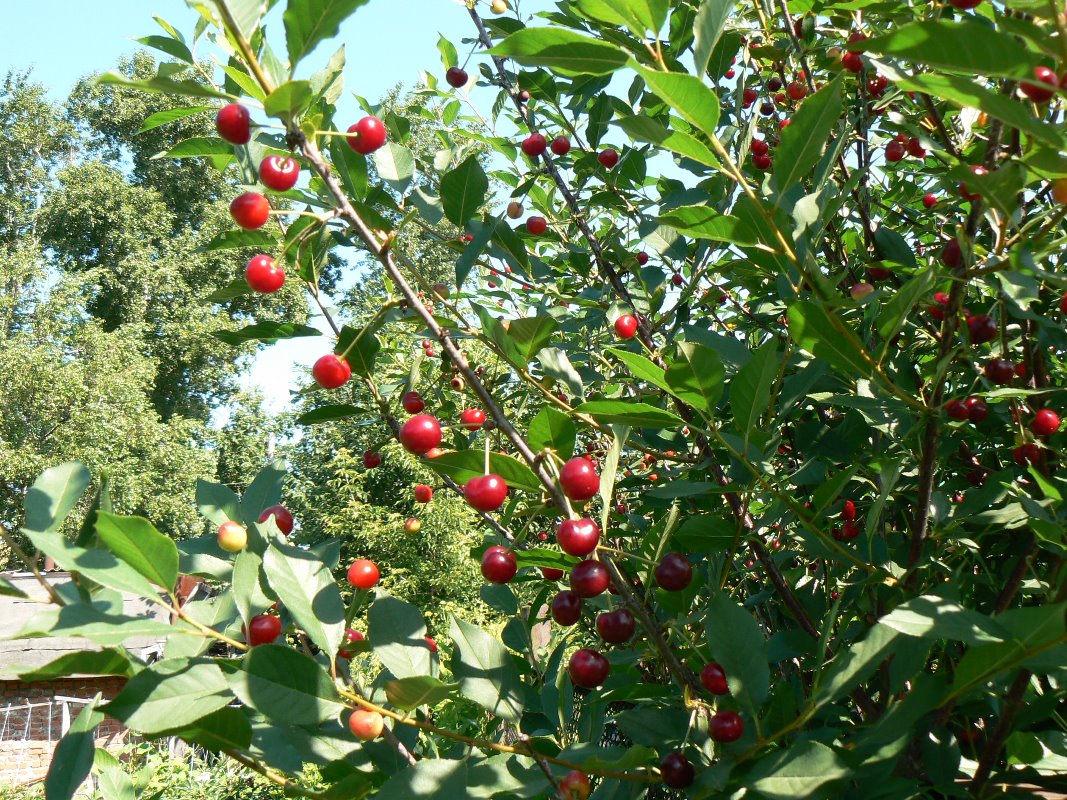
xmin=12 ymin=1 xmax=1067 ymax=799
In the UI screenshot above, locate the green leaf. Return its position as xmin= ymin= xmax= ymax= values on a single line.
xmin=577 ymin=0 xmax=668 ymax=35
xmin=747 ymin=740 xmax=850 ymax=799
xmin=440 ymin=154 xmax=488 ymax=226
xmin=212 ymin=321 xmax=321 ymax=345
xmin=24 ymin=462 xmax=90 ymax=534
xmin=633 ymin=65 xmax=720 ymax=141
xmin=335 ymin=325 xmax=380 ymax=378
xmin=774 ymin=76 xmax=843 ymax=197
xmin=665 ymin=341 xmax=725 ymax=412
xmin=22 ymin=529 xmax=158 ymax=599
xmin=135 ymin=34 xmax=194 ymax=63
xmin=196 ymin=479 xmax=241 ymax=528
xmin=422 ymin=450 xmax=541 ymax=494
xmin=877 ymin=270 xmax=935 ymax=347
xmin=540 ymin=347 xmax=585 ymax=399
xmin=205 ymin=0 xmax=266 ymax=43
xmin=263 ymin=541 xmax=345 ymax=657
xmin=263 ymin=80 xmax=313 ymax=119
xmin=488 ymin=29 xmax=628 ymax=77
xmin=157 ymin=706 xmax=253 ymax=752
xmin=296 ymin=404 xmax=363 ymax=425
xmin=449 ymin=616 xmax=525 ymax=722
xmin=437 ymin=34 xmax=458 ymax=70
xmin=284 ymin=0 xmax=370 ymax=67
xmin=815 ymin=623 xmax=898 ymax=706
xmin=368 ymin=594 xmax=431 ymax=679
xmin=240 ymin=460 xmax=286 ymax=529
xmin=693 ymin=0 xmax=732 ymax=76
xmin=787 ymin=301 xmax=874 ymax=380
xmin=607 ymin=347 xmax=671 ymax=393
xmin=20 ymin=649 xmax=137 ymax=682
xmin=230 ymin=645 xmax=344 ymax=726
xmin=573 ymin=400 xmax=684 ymax=428
xmin=657 ymin=207 xmax=756 ymax=244
xmin=137 ymin=106 xmax=210 ymax=134
xmin=881 ymin=596 xmax=1010 ymax=645
xmin=45 ymin=698 xmax=103 ymax=800
xmin=95 ymin=511 xmax=179 ymax=590
xmin=201 ymin=228 xmax=276 ymax=252
xmin=613 ymin=115 xmax=718 ymax=167
xmin=96 ymin=71 xmax=231 ymax=100
xmin=374 ymin=142 xmax=415 ymax=194
xmin=376 ymin=760 xmax=470 ymax=800
xmin=156 ymin=136 xmax=234 ymax=160
xmin=673 ymin=515 xmax=737 ymax=551
xmin=858 ymin=20 xmax=1041 ymax=80
xmin=204 ymin=277 xmax=252 ymax=303
xmin=330 ymin=133 xmax=369 ymax=200
xmin=94 ymin=749 xmax=136 ymax=800
xmin=507 ymin=314 xmax=559 ymax=362
xmin=705 ymin=594 xmax=769 ymax=714
xmin=528 ymin=406 xmax=577 ymax=460
xmin=177 ymin=535 xmax=234 ymax=582
xmin=731 ymin=340 xmax=778 ymax=441
xmin=104 ymin=658 xmax=232 ymax=735
xmin=384 ymin=676 xmax=460 ymax=711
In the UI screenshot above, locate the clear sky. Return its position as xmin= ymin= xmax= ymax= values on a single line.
xmin=1 ymin=0 xmax=551 ymax=417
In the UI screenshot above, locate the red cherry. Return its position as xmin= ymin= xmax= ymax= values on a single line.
xmin=557 ymin=518 xmax=601 ymax=557
xmin=445 ymin=67 xmax=469 ymax=88
xmin=559 ymin=457 xmax=600 ymax=501
xmin=460 ymin=408 xmax=487 ymax=430
xmin=868 ymin=265 xmax=893 ymax=281
xmin=885 ymin=141 xmax=906 ymax=163
xmin=1021 ymin=66 xmax=1058 ymax=103
xmin=550 ymin=136 xmax=571 ymax=156
xmin=245 ymin=254 xmax=285 ymax=293
xmin=1015 ymin=362 xmax=1027 ymax=378
xmin=906 ymin=137 xmax=927 ymax=159
xmin=841 ymin=500 xmax=857 ymax=521
xmin=1060 ymin=292 xmax=1067 ymax=315
xmin=230 ymin=192 xmax=270 ymax=229
xmin=923 ymin=193 xmax=938 ymax=208
xmin=1032 ymin=409 xmax=1060 ymax=437
xmin=965 ymin=397 xmax=988 ymax=423
xmin=614 ymin=314 xmax=638 ymax=339
xmin=559 ymin=770 xmax=591 ymax=800
xmin=671 ymin=273 xmax=683 ymax=287
xmin=257 ymin=504 xmax=294 ymax=535
xmin=595 ymin=608 xmax=635 ymax=644
xmin=598 ymin=148 xmax=619 ymax=169
xmin=959 ymin=165 xmax=987 ymax=201
xmin=636 ymin=251 xmax=649 ymax=265
xmin=481 ymin=545 xmax=517 ymax=584
xmin=347 ymin=559 xmax=380 ymax=589
xmin=346 ymin=116 xmax=387 ymax=155
xmin=414 ymin=484 xmax=433 ymax=503
xmin=551 ymin=590 xmax=583 ymax=625
xmin=727 ymin=68 xmax=738 ymax=81
xmin=312 ymin=354 xmax=351 ymax=389
xmin=247 ymin=614 xmax=282 ymax=646
xmin=521 ymin=133 xmax=547 ymax=157
xmin=941 ymin=239 xmax=963 ymax=270
xmin=966 ymin=315 xmax=997 ymax=345
xmin=753 ymin=153 xmax=772 ymax=170
xmin=750 ymin=139 xmax=770 ymax=156
xmin=984 ymin=359 xmax=1015 ymax=385
xmin=568 ymin=648 xmax=610 ymax=688
xmin=742 ymin=87 xmax=758 ymax=105
xmin=363 ymin=450 xmax=381 ymax=469
xmin=867 ymin=75 xmax=889 ymax=96
xmin=710 ymin=710 xmax=745 ymax=742
xmin=946 ymin=399 xmax=970 ymax=420
xmin=787 ymin=81 xmax=807 ymax=100
xmin=424 ymin=635 xmax=438 ymax=653
xmin=399 ymin=414 xmax=442 ymax=454
xmin=700 ymin=662 xmax=729 ymax=695
xmin=660 ymin=752 xmax=695 ymax=789
xmin=949 ymin=0 xmax=983 ymax=7
xmin=526 ymin=216 xmax=548 ymax=235
xmin=570 ymin=559 xmax=610 ymax=597
xmin=1013 ymin=443 xmax=1041 ymax=467
xmin=401 ymin=391 xmax=425 ymax=414
xmin=540 ymin=566 xmax=564 ymax=581
xmin=840 ymin=521 xmax=861 ymax=540
xmin=842 ymin=51 xmax=864 ymax=73
xmin=216 ymin=103 xmax=251 ymax=144
xmin=654 ymin=553 xmax=693 ymax=591
xmin=259 ymin=155 xmax=300 ymax=191
xmin=463 ymin=474 xmax=509 ymax=511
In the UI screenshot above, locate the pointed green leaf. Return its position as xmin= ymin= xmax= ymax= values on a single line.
xmin=577 ymin=0 xmax=668 ymax=35
xmin=22 ymin=529 xmax=158 ymax=599
xmin=24 ymin=462 xmax=90 ymax=534
xmin=731 ymin=340 xmax=779 ymax=440
xmin=229 ymin=645 xmax=344 ymax=725
xmin=633 ymin=65 xmax=720 ymax=140
xmin=693 ymin=0 xmax=732 ymax=76
xmin=774 ymin=76 xmax=843 ymax=198
xmin=704 ymin=594 xmax=769 ymax=714
xmin=196 ymin=480 xmax=241 ymax=528
xmin=263 ymin=541 xmax=345 ymax=657
xmin=573 ymin=401 xmax=684 ymax=428
xmin=449 ymin=616 xmax=525 ymax=722
xmin=212 ymin=322 xmax=322 ymax=345
xmin=528 ymin=406 xmax=577 ymax=460
xmin=441 ymin=154 xmax=488 ymax=226
xmin=45 ymin=698 xmax=103 ymax=800
xmin=368 ymin=594 xmax=431 ymax=679
xmin=103 ymin=658 xmax=233 ymax=734
xmin=284 ymin=0 xmax=370 ymax=67
xmin=20 ymin=649 xmax=137 ymax=682
xmin=488 ymin=29 xmax=628 ymax=76
xmin=95 ymin=512 xmax=179 ymax=590
xmin=787 ymin=301 xmax=874 ymax=379
xmin=665 ymin=342 xmax=724 ymax=412
xmin=385 ymin=675 xmax=460 ymax=711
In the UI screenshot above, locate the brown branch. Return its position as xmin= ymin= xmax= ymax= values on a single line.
xmin=969 ymin=670 xmax=1031 ymax=795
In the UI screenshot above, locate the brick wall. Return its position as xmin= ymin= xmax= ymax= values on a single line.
xmin=0 ymin=677 xmax=128 ymax=786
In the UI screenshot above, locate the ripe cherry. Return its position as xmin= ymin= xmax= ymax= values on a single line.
xmin=540 ymin=566 xmax=564 ymax=581
xmin=559 ymin=770 xmax=591 ymax=800
xmin=399 ymin=414 xmax=442 ymax=454
xmin=463 ymin=474 xmax=509 ymax=511
xmin=1021 ymin=66 xmax=1058 ymax=103
xmin=570 ymin=559 xmax=610 ymax=597
xmin=885 ymin=141 xmax=906 ymax=162
xmin=460 ymin=408 xmax=487 ymax=430
xmin=946 ymin=399 xmax=970 ymax=421
xmin=247 ymin=614 xmax=282 ymax=646
xmin=1032 ymin=409 xmax=1060 ymax=437
xmin=230 ymin=192 xmax=270 ymax=229
xmin=245 ymin=254 xmax=285 ymax=293
xmin=960 ymin=165 xmax=987 ymax=201
xmin=984 ymin=359 xmax=1015 ymax=385
xmin=710 ymin=710 xmax=745 ymax=742
xmin=526 ymin=216 xmax=547 ymax=235
xmin=521 ymin=133 xmax=547 ymax=157
xmin=445 ymin=66 xmax=468 ymax=88
xmin=614 ymin=314 xmax=638 ymax=339
xmin=557 ymin=518 xmax=601 ymax=557
xmin=216 ymin=103 xmax=251 ymax=144
xmin=568 ymin=648 xmax=610 ymax=688
xmin=923 ymin=193 xmax=938 ymax=208
xmin=346 ymin=116 xmax=387 ymax=155
xmin=348 ymin=709 xmax=384 ymax=741
xmin=842 ymin=500 xmax=856 ymax=521
xmin=401 ymin=391 xmax=424 ymax=414
xmin=654 ymin=553 xmax=693 ymax=591
xmin=786 ymin=81 xmax=807 ymax=100
xmin=258 ymin=505 xmax=294 ymax=535
xmin=941 ymin=239 xmax=963 ymax=270
xmin=258 ymin=155 xmax=300 ymax=191
xmin=363 ymin=450 xmax=381 ymax=469
xmin=906 ymin=137 xmax=926 ymax=159
xmin=598 ymin=148 xmax=619 ymax=169
xmin=312 ymin=354 xmax=351 ymax=389
xmin=966 ymin=314 xmax=997 ymax=345
xmin=595 ymin=608 xmax=635 ymax=644
xmin=550 ymin=136 xmax=571 ymax=156
xmin=949 ymin=0 xmax=983 ymax=7
xmin=413 ymin=484 xmax=433 ymax=503
xmin=660 ymin=752 xmax=695 ymax=789
xmin=965 ymin=397 xmax=988 ymax=423
xmin=481 ymin=545 xmax=517 ymax=584
xmin=559 ymin=457 xmax=600 ymax=501
xmin=1013 ymin=443 xmax=1041 ymax=467
xmin=347 ymin=559 xmax=380 ymax=589
xmin=750 ymin=139 xmax=770 ymax=157
xmin=700 ymin=662 xmax=729 ymax=695
xmin=551 ymin=590 xmax=583 ymax=625
xmin=842 ymin=51 xmax=863 ymax=73
xmin=753 ymin=153 xmax=772 ymax=170
xmin=636 ymin=251 xmax=649 ymax=265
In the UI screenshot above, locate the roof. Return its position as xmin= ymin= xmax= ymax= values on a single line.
xmin=0 ymin=572 xmax=168 ymax=680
